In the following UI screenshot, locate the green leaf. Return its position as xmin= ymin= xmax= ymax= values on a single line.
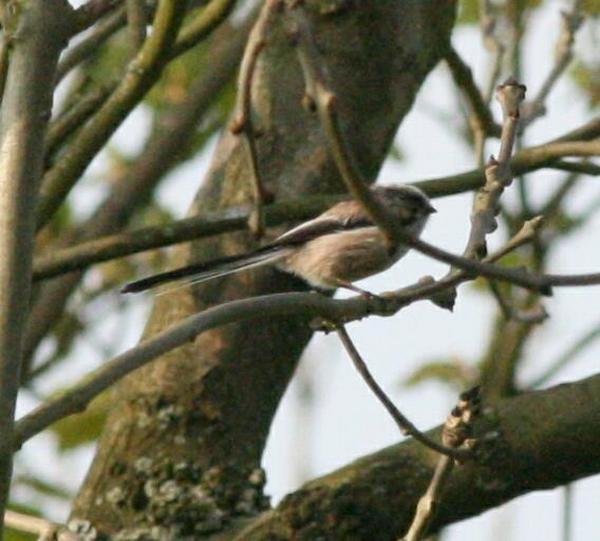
xmin=457 ymin=0 xmax=479 ymax=25
xmin=582 ymin=0 xmax=600 ymax=15
xmin=50 ymin=391 xmax=111 ymax=451
xmin=403 ymin=358 xmax=477 ymax=391
xmin=571 ymin=62 xmax=600 ymax=107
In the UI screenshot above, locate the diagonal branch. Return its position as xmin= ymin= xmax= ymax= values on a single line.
xmin=290 ymin=4 xmax=401 ymax=252
xmin=35 ymin=0 xmax=189 ymax=230
xmin=336 ymin=326 xmax=468 ymax=460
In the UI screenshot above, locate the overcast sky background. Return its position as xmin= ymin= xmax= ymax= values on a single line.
xmin=12 ymin=1 xmax=599 ymax=539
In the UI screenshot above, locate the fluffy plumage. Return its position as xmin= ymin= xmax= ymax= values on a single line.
xmin=121 ymin=184 xmax=435 ymax=295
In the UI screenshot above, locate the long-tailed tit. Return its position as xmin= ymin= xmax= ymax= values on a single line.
xmin=121 ymin=184 xmax=435 ymax=296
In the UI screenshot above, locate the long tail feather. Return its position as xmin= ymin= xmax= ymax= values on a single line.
xmin=121 ymin=246 xmax=288 ymax=294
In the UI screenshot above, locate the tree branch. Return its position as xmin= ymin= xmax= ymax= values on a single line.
xmin=4 ymin=510 xmax=77 ymax=541
xmin=31 ymin=121 xmax=600 ymax=283
xmin=402 ymin=387 xmax=479 ymax=541
xmin=230 ymin=0 xmax=281 ymax=237
xmin=56 ymin=7 xmax=126 ymax=83
xmin=520 ymin=0 xmax=584 ymax=129
xmin=33 ymin=195 xmax=342 ymax=281
xmin=0 ymin=0 xmax=74 ymax=534
xmin=291 ymin=4 xmax=402 ymax=251
xmin=235 ymin=374 xmax=600 ymax=540
xmin=336 ymin=326 xmax=468 ymax=461
xmin=36 ymin=0 xmax=188 ymax=230
xmin=23 ymin=11 xmax=252 ymax=372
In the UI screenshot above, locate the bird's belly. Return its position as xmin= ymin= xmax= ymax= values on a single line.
xmin=279 ymin=228 xmax=402 ymax=288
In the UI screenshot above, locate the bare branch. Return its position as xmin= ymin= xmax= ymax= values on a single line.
xmin=336 ymin=326 xmax=468 ymax=460
xmin=14 ymin=219 xmax=541 ymax=449
xmin=520 ymin=1 xmax=584 ymax=129
xmin=56 ymin=7 xmax=127 ymax=83
xmin=72 ymin=0 xmax=122 ymax=35
xmin=487 ymin=280 xmax=548 ymax=323
xmin=462 ymin=78 xmax=525 ymax=262
xmin=23 ymin=12 xmax=253 ymax=371
xmin=562 ymin=484 xmax=573 ymax=541
xmin=402 ymin=388 xmax=480 ymax=541
xmin=290 ymin=4 xmax=403 ymax=252
xmin=36 ymin=0 xmax=189 ymax=230
xmin=549 ymin=159 xmax=600 ymax=176
xmin=0 ymin=31 xmax=9 ymax=102
xmin=444 ymin=46 xmax=500 ymax=138
xmin=230 ymin=0 xmax=281 ymax=237
xmin=416 ymin=116 xmax=600 ymax=198
xmin=168 ymin=0 xmax=237 ymax=58
xmin=45 ymin=85 xmax=112 ymax=157
xmin=31 ymin=122 xmax=599 ymax=283
xmin=4 ymin=510 xmax=78 ymax=541
xmin=528 ymin=318 xmax=600 ymax=389
xmin=0 ymin=0 xmax=74 ymax=533
xmin=33 ymin=195 xmax=342 ymax=281
xmin=479 ymin=0 xmax=505 ymax=103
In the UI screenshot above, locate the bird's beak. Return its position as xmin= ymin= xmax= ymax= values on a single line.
xmin=426 ymin=202 xmax=437 ymax=214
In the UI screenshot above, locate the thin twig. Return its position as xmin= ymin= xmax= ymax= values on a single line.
xmin=4 ymin=510 xmax=78 ymax=541
xmin=401 ymin=387 xmax=480 ymax=541
xmin=23 ymin=10 xmax=254 ymax=370
xmin=39 ymin=0 xmax=238 ymax=230
xmin=32 ymin=126 xmax=599 ymax=282
xmin=549 ymin=159 xmax=600 ymax=176
xmin=520 ymin=0 xmax=584 ymax=129
xmin=444 ymin=46 xmax=500 ymax=138
xmin=37 ymin=0 xmax=188 ymax=231
xmin=33 ymin=195 xmax=342 ymax=281
xmin=230 ymin=0 xmax=281 ymax=237
xmin=528 ymin=318 xmax=600 ymax=389
xmin=72 ymin=0 xmax=122 ymax=35
xmin=290 ymin=4 xmax=402 ymax=252
xmin=168 ymin=0 xmax=237 ymax=59
xmin=562 ymin=484 xmax=573 ymax=541
xmin=336 ymin=326 xmax=468 ymax=460
xmin=0 ymin=2 xmax=74 ymax=534
xmin=0 ymin=31 xmax=9 ymax=104
xmin=479 ymin=0 xmax=505 ymax=104
xmin=56 ymin=7 xmax=127 ymax=83
xmin=487 ymin=280 xmax=548 ymax=323
xmin=45 ymin=85 xmax=112 ymax=157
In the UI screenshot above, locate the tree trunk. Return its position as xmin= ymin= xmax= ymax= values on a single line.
xmin=71 ymin=2 xmax=456 ymax=538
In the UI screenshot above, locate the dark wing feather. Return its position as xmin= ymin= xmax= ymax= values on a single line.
xmin=271 ymin=200 xmax=374 ymax=247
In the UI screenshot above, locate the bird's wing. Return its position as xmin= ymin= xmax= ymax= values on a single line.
xmin=272 ymin=200 xmax=374 ymax=247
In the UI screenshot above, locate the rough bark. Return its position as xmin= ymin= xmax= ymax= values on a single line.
xmin=0 ymin=0 xmax=73 ymax=534
xmin=236 ymin=374 xmax=600 ymax=540
xmin=71 ymin=1 xmax=456 ymax=538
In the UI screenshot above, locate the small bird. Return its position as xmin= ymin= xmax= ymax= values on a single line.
xmin=121 ymin=184 xmax=436 ymax=296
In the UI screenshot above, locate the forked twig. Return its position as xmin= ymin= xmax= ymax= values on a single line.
xmin=231 ymin=0 xmax=281 ymax=237
xmin=401 ymin=387 xmax=481 ymax=541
